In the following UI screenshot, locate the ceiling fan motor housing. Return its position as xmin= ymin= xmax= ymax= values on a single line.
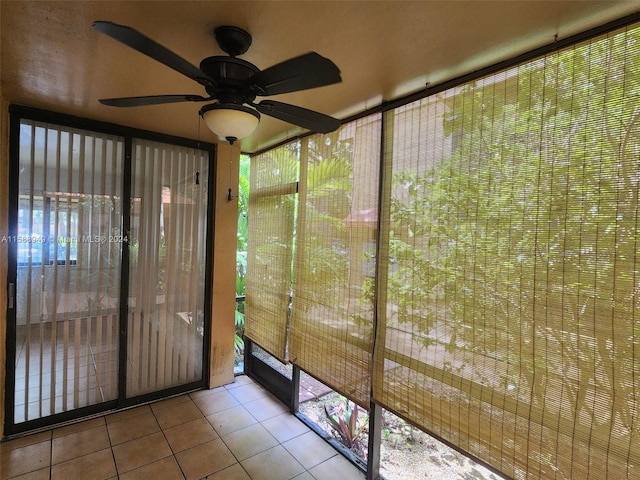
xmin=200 ymin=56 xmax=260 ymax=104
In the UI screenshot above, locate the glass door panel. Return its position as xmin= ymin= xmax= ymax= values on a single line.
xmin=13 ymin=120 xmax=123 ymax=423
xmin=127 ymin=139 xmax=209 ymax=396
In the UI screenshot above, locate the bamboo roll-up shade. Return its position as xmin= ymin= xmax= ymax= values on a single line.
xmin=245 ymin=143 xmax=300 ymax=362
xmin=373 ymin=24 xmax=640 ymax=479
xmin=289 ymin=117 xmax=381 ymax=407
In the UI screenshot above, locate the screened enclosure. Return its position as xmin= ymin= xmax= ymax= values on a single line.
xmin=245 ymin=20 xmax=640 ymax=479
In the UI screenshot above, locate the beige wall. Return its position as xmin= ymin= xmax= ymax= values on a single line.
xmin=209 ymin=141 xmax=240 ymax=388
xmin=0 ymin=106 xmax=240 ymax=438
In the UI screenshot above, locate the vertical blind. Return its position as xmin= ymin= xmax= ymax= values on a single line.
xmin=14 ymin=120 xmax=123 ymax=422
xmin=289 ymin=117 xmax=381 ymax=406
xmin=11 ymin=120 xmax=211 ymax=427
xmin=375 ymin=24 xmax=640 ymax=479
xmin=127 ymin=139 xmax=209 ymax=396
xmin=244 ymin=143 xmax=300 ymax=361
xmin=246 ymin=21 xmax=639 ymax=478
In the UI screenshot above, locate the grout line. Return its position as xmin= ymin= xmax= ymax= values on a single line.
xmin=49 ymin=432 xmax=54 ymax=480
xmin=183 ymin=391 xmax=262 ymax=479
xmin=6 ymin=376 xmax=338 ymax=480
xmin=104 ymin=413 xmax=121 ymax=479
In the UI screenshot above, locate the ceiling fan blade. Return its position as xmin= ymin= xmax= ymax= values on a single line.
xmin=248 ymin=52 xmax=341 ymax=96
xmin=254 ymin=100 xmax=340 ymax=133
xmin=93 ymin=21 xmax=214 ymax=87
xmin=99 ymin=94 xmax=210 ymax=107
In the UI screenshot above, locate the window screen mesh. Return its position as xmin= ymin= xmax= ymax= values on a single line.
xmin=244 ymin=143 xmax=299 ymax=361
xmin=374 ymin=24 xmax=640 ymax=479
xmin=289 ymin=116 xmax=381 ymax=407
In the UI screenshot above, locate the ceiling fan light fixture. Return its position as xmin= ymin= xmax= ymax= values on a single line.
xmin=200 ymin=103 xmax=260 ymax=143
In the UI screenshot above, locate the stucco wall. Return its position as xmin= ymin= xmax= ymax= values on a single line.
xmin=208 ymin=142 xmax=240 ymax=388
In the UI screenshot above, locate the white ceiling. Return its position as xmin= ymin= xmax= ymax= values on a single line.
xmin=2 ymin=1 xmax=638 ymax=153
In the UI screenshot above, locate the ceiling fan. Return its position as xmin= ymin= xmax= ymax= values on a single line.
xmin=93 ymin=21 xmax=342 ymax=142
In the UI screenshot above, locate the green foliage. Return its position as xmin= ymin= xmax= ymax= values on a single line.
xmin=381 ymin=414 xmax=415 ymax=448
xmin=324 ymin=396 xmax=369 ymax=458
xmin=235 ymin=249 xmax=247 ymax=356
xmin=237 ymin=155 xmax=250 ymax=251
xmin=246 ymin=147 xmax=299 ymax=337
xmin=235 ymin=155 xmax=251 ymax=356
xmin=386 ymin=26 xmax=640 ymax=440
xmin=234 ymin=307 xmax=245 ymax=355
xmin=254 ymin=147 xmax=299 ymax=188
xmin=247 ymin=141 xmax=354 ymax=319
xmin=297 ymin=148 xmax=354 ymax=315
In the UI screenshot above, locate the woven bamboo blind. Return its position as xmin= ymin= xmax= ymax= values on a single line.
xmin=374 ymin=24 xmax=640 ymax=479
xmin=289 ymin=116 xmax=381 ymax=407
xmin=244 ymin=144 xmax=299 ymax=361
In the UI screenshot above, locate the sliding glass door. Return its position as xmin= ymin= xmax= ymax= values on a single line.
xmin=6 ymin=109 xmax=213 ymax=434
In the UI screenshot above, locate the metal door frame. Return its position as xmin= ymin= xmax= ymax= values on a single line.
xmin=4 ymin=105 xmax=215 ymax=436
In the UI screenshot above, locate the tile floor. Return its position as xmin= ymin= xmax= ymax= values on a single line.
xmin=0 ymin=375 xmax=365 ymax=480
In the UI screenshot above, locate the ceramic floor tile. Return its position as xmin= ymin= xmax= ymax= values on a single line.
xmin=174 ymin=438 xmax=237 ymax=480
xmin=308 ymin=454 xmax=365 ymax=480
xmin=5 ymin=466 xmax=51 ymax=480
xmin=243 ymin=394 xmax=289 ymax=421
xmin=227 ymin=382 xmax=270 ymax=403
xmin=205 ymin=463 xmax=251 ymax=480
xmin=52 ymin=424 xmax=110 ymax=464
xmin=105 ymin=405 xmax=151 ymax=424
xmin=163 ymin=417 xmax=219 ymax=453
xmin=0 ymin=440 xmax=51 ymax=479
xmin=291 ymin=473 xmax=315 ymax=480
xmin=282 ymin=431 xmax=338 ymax=469
xmin=107 ymin=411 xmax=160 ymax=445
xmin=240 ymin=445 xmax=305 ymax=480
xmin=189 ymin=385 xmax=226 ymax=400
xmin=0 ymin=431 xmax=51 ymax=453
xmin=149 ymin=394 xmax=192 ymax=412
xmin=50 ymin=448 xmax=116 ymax=480
xmin=206 ymin=405 xmax=258 ymax=436
xmin=0 ymin=375 xmax=365 ymax=480
xmin=52 ymin=417 xmax=106 ymax=439
xmin=112 ymin=431 xmax=172 ymax=474
xmin=224 ymin=375 xmax=254 ymax=389
xmin=222 ymin=423 xmax=279 ymax=461
xmin=261 ymin=412 xmax=311 ymax=443
xmin=192 ymin=389 xmax=240 ymax=416
xmin=152 ymin=400 xmax=204 ymax=430
xmin=118 ymin=456 xmax=185 ymax=480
